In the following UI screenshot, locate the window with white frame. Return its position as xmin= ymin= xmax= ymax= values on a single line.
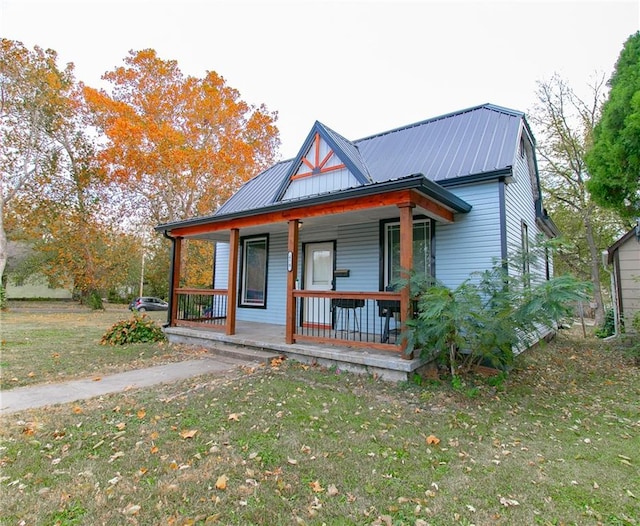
xmin=383 ymin=218 xmax=433 ymax=287
xmin=521 ymin=221 xmax=530 ymax=287
xmin=240 ymin=235 xmax=268 ymax=307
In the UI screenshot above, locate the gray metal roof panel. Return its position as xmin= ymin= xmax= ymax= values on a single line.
xmin=215 ymin=159 xmax=293 ymax=215
xmin=356 ymin=105 xmax=522 ymax=183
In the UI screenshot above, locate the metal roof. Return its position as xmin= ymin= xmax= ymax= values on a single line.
xmin=161 ymin=104 xmax=527 ymax=229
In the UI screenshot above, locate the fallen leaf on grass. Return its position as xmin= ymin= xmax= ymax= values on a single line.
xmin=499 ymin=496 xmax=520 ymax=507
xmin=228 ymin=413 xmax=244 ymax=421
xmin=180 ymin=429 xmax=198 ymax=439
xmin=426 ymin=435 xmax=440 ymax=445
xmin=137 ymin=409 xmax=146 ymax=419
xmin=287 ymin=457 xmax=298 ymax=465
xmin=215 ymin=474 xmax=228 ymax=490
xmin=122 ymin=503 xmax=141 ymax=516
xmin=72 ymin=406 xmax=83 ymax=414
xmin=109 ymin=451 xmax=125 ymax=462
xmin=327 ymin=484 xmax=339 ymax=496
xmin=310 ymin=480 xmax=324 ymax=493
xmin=92 ymin=376 xmax=102 ymax=382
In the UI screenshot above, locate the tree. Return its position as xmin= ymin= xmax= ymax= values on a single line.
xmin=2 ymin=40 xmax=144 ymax=305
xmin=0 ymin=39 xmax=74 ymax=301
xmin=529 ymin=74 xmax=623 ymax=326
xmin=84 ymin=49 xmax=280 ymax=227
xmin=586 ymin=31 xmax=640 ymax=219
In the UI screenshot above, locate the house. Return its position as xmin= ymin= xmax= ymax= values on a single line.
xmin=155 ymin=103 xmax=558 ymax=380
xmin=3 ymin=241 xmax=72 ymax=300
xmin=607 ymin=224 xmax=640 ymax=333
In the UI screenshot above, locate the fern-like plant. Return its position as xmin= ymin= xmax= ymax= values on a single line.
xmin=404 ymin=239 xmax=591 ymax=379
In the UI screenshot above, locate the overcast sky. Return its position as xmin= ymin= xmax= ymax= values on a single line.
xmin=2 ymin=0 xmax=638 ymax=159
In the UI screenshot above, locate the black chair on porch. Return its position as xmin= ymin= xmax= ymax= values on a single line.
xmin=331 ymin=298 xmax=365 ymax=339
xmin=377 ymin=285 xmax=401 ymax=344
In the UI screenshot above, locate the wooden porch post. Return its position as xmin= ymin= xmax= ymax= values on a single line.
xmin=226 ymin=228 xmax=239 ymax=335
xmin=170 ymin=236 xmax=182 ymax=326
xmin=399 ymin=203 xmax=415 ymax=358
xmin=285 ymin=219 xmax=300 ymax=344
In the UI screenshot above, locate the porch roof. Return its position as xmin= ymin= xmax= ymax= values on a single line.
xmin=155 ymin=172 xmax=471 ymax=238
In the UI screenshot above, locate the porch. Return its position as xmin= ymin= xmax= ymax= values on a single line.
xmin=164 ymin=319 xmax=430 ymax=383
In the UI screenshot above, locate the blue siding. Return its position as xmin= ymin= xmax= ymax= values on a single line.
xmin=214 ymin=243 xmax=229 ymax=289
xmin=335 ymin=222 xmax=380 ymax=292
xmin=505 ymin=134 xmax=549 ymax=282
xmin=436 ymin=182 xmax=502 ymax=288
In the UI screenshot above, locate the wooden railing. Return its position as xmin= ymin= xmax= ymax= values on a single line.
xmin=292 ymin=291 xmax=404 ymax=351
xmin=174 ymin=288 xmax=228 ymax=328
xmin=171 ymin=288 xmax=406 ymax=352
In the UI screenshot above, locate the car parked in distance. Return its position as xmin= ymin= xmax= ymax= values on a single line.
xmin=129 ymin=296 xmax=169 ymax=312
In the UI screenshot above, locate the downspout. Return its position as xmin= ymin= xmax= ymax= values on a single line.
xmin=163 ymin=229 xmax=176 ymax=328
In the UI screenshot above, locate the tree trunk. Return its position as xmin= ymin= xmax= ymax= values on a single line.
xmin=584 ymin=210 xmax=605 ymax=326
xmin=0 ymin=197 xmax=7 ymax=290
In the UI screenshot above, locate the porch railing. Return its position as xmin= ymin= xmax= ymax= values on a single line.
xmin=171 ymin=288 xmax=406 ymax=352
xmin=293 ymin=291 xmax=405 ymax=351
xmin=174 ymin=288 xmax=228 ymax=328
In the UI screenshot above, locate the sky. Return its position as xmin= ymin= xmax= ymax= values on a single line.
xmin=2 ymin=0 xmax=639 ymax=160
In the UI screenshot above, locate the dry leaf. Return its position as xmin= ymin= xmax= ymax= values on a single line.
xmin=92 ymin=376 xmax=102 ymax=382
xmin=123 ymin=503 xmax=141 ymax=516
xmin=499 ymin=496 xmax=520 ymax=507
xmin=287 ymin=457 xmax=298 ymax=465
xmin=426 ymin=434 xmax=441 ymax=445
xmin=72 ymin=406 xmax=83 ymax=414
xmin=228 ymin=413 xmax=242 ymax=421
xmin=150 ymin=445 xmax=159 ymax=454
xmin=310 ymin=480 xmax=324 ymax=493
xmin=137 ymin=409 xmax=146 ymax=419
xmin=327 ymin=484 xmax=339 ymax=496
xmin=215 ymin=474 xmax=228 ymax=490
xmin=180 ymin=429 xmax=198 ymax=439
xmin=27 ymin=372 xmax=35 ymax=377
xmin=116 ymin=422 xmax=126 ymax=430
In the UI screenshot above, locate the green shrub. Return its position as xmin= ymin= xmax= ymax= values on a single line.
xmin=101 ymin=314 xmax=166 ymax=345
xmin=88 ymin=290 xmax=104 ymax=310
xmin=633 ymin=311 xmax=640 ymax=332
xmin=404 ymin=240 xmax=591 ymax=382
xmin=0 ymin=284 xmax=6 ymax=310
xmin=595 ymin=308 xmax=616 ymax=338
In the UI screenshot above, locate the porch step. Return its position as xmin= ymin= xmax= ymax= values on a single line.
xmin=203 ymin=342 xmax=280 ymax=365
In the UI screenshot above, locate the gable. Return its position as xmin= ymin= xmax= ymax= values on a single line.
xmin=276 ymin=122 xmax=371 ymax=202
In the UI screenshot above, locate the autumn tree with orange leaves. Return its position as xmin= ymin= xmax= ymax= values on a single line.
xmin=84 ymin=49 xmax=280 ymax=227
xmin=1 ymin=39 xmax=141 ymax=305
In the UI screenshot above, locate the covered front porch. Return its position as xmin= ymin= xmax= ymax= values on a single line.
xmin=157 ymin=174 xmax=471 ymax=376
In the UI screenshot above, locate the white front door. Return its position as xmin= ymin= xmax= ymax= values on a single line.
xmin=303 ymin=242 xmax=334 ymax=327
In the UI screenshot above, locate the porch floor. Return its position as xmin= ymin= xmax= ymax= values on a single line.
xmin=164 ymin=321 xmax=430 ymax=382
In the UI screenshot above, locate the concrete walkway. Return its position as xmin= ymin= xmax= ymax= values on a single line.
xmin=0 ymin=356 xmax=250 ymax=414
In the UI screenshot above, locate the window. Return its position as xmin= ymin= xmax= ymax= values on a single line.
xmin=521 ymin=222 xmax=530 ymax=287
xmin=382 ymin=218 xmax=433 ymax=287
xmin=240 ymin=235 xmax=268 ymax=308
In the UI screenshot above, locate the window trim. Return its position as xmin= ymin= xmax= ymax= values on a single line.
xmin=379 ymin=216 xmax=435 ymax=291
xmin=238 ymin=234 xmax=269 ymax=309
xmin=521 ymin=221 xmax=530 ymax=287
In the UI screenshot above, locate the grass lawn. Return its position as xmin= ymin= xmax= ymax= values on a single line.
xmin=0 ymin=305 xmax=638 ymax=525
xmin=0 ymin=301 xmax=190 ymax=390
